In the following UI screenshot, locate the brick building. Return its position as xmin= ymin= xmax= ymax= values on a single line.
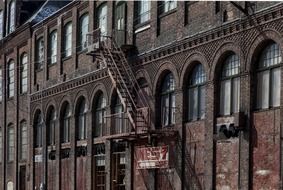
xmin=0 ymin=1 xmax=283 ymax=190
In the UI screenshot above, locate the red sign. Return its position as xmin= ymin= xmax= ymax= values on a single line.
xmin=136 ymin=146 xmax=169 ymax=169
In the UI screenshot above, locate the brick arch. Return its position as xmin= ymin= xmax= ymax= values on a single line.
xmin=180 ymin=52 xmax=209 ymax=89
xmin=73 ymin=90 xmax=90 ymax=112
xmin=44 ymin=99 xmax=57 ymax=119
xmin=210 ymin=41 xmax=244 ymax=81
xmin=246 ymin=29 xmax=283 ymax=72
xmin=135 ymin=69 xmax=153 ymax=96
xmin=90 ymin=83 xmax=109 ymax=110
xmin=153 ymin=61 xmax=179 ymax=96
xmin=58 ymin=95 xmax=73 ymax=117
xmin=32 ymin=108 xmax=42 ymax=125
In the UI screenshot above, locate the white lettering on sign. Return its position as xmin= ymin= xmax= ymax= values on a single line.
xmin=136 ymin=146 xmax=169 ymax=169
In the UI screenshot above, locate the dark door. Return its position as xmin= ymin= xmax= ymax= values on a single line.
xmin=19 ymin=166 xmax=26 ymax=190
xmin=115 ymin=2 xmax=126 ymax=46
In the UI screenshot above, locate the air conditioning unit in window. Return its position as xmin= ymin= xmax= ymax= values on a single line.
xmin=49 ymin=150 xmax=56 ymax=160
xmin=215 ymin=123 xmax=238 ymax=140
xmin=61 ymin=148 xmax=70 ymax=159
xmin=76 ymin=145 xmax=88 ymax=157
xmin=214 ymin=112 xmax=245 ymax=140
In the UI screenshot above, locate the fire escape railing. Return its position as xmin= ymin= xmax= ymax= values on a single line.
xmin=86 ymin=29 xmax=150 ymax=135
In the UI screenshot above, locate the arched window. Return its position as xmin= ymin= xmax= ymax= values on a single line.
xmin=35 ymin=37 xmax=44 ymax=70
xmin=94 ymin=94 xmax=106 ymax=137
xmin=257 ymin=42 xmax=282 ymax=109
xmin=20 ymin=121 xmax=28 ymax=160
xmin=20 ymin=53 xmax=28 ymax=94
xmin=160 ymin=72 xmax=176 ymax=126
xmin=47 ymin=107 xmax=56 ymax=146
xmin=8 ymin=0 xmax=15 ymax=33
xmin=63 ymin=22 xmax=72 ymax=57
xmin=76 ymin=98 xmax=87 ymax=140
xmin=79 ymin=14 xmax=89 ymax=51
xmin=220 ymin=54 xmax=240 ymax=115
xmin=34 ymin=112 xmax=43 ymax=148
xmin=188 ymin=64 xmax=206 ymax=120
xmin=61 ymin=103 xmax=71 ymax=143
xmin=0 ymin=10 xmax=3 ymax=39
xmin=49 ymin=30 xmax=57 ymax=64
xmin=8 ymin=60 xmax=15 ymax=98
xmin=113 ymin=95 xmax=124 ymax=134
xmin=7 ymin=124 xmax=14 ymax=162
xmin=7 ymin=181 xmax=13 ymax=190
xmin=98 ymin=4 xmax=108 ymax=39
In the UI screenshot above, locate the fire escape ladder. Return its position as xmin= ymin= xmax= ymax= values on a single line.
xmin=87 ymin=29 xmax=150 ymax=135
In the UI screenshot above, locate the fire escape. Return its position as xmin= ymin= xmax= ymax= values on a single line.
xmin=86 ymin=29 xmax=150 ymax=139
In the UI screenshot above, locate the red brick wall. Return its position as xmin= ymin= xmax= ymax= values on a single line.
xmin=252 ymin=110 xmax=280 ymax=190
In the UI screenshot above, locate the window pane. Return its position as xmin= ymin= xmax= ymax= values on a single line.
xmin=9 ymin=1 xmax=15 ymax=33
xmin=161 ymin=95 xmax=169 ymax=126
xmin=8 ymin=62 xmax=14 ymax=98
xmin=222 ymin=54 xmax=240 ymax=78
xmin=64 ymin=23 xmax=72 ymax=57
xmin=50 ymin=31 xmax=57 ymax=63
xmin=271 ymin=68 xmax=281 ymax=107
xmin=139 ymin=0 xmax=150 ymax=23
xmin=8 ymin=127 xmax=14 ymax=161
xmin=80 ymin=14 xmax=89 ymax=50
xmin=220 ymin=80 xmax=231 ymax=115
xmin=171 ymin=93 xmax=176 ymax=124
xmin=188 ymin=87 xmax=198 ymax=120
xmin=259 ymin=43 xmax=281 ymax=68
xmin=257 ymin=71 xmax=270 ymax=109
xmin=98 ymin=5 xmax=107 ymax=39
xmin=232 ymin=77 xmax=240 ymax=113
xmin=0 ymin=10 xmax=3 ymax=39
xmin=199 ymin=86 xmax=206 ymax=119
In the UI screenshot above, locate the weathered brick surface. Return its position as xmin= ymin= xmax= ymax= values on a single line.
xmin=252 ymin=110 xmax=280 ymax=190
xmin=0 ymin=1 xmax=282 ymax=190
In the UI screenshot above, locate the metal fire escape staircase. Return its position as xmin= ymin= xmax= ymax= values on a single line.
xmin=87 ymin=29 xmax=150 ymax=138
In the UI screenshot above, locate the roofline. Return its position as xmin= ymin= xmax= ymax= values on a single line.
xmin=31 ymin=0 xmax=78 ymax=29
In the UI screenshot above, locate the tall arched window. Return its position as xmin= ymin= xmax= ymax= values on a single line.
xmin=160 ymin=72 xmax=176 ymax=126
xmin=20 ymin=121 xmax=28 ymax=160
xmin=35 ymin=37 xmax=44 ymax=70
xmin=7 ymin=124 xmax=14 ymax=162
xmin=257 ymin=42 xmax=282 ymax=109
xmin=47 ymin=107 xmax=56 ymax=146
xmin=113 ymin=95 xmax=124 ymax=134
xmin=34 ymin=112 xmax=43 ymax=148
xmin=76 ymin=98 xmax=87 ymax=140
xmin=8 ymin=60 xmax=15 ymax=98
xmin=220 ymin=54 xmax=240 ymax=115
xmin=20 ymin=53 xmax=28 ymax=94
xmin=79 ymin=14 xmax=89 ymax=51
xmin=49 ymin=30 xmax=57 ymax=64
xmin=98 ymin=4 xmax=108 ymax=39
xmin=63 ymin=22 xmax=72 ymax=57
xmin=61 ymin=103 xmax=71 ymax=143
xmin=188 ymin=64 xmax=206 ymax=121
xmin=8 ymin=0 xmax=15 ymax=33
xmin=0 ymin=10 xmax=3 ymax=39
xmin=94 ymin=94 xmax=106 ymax=137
